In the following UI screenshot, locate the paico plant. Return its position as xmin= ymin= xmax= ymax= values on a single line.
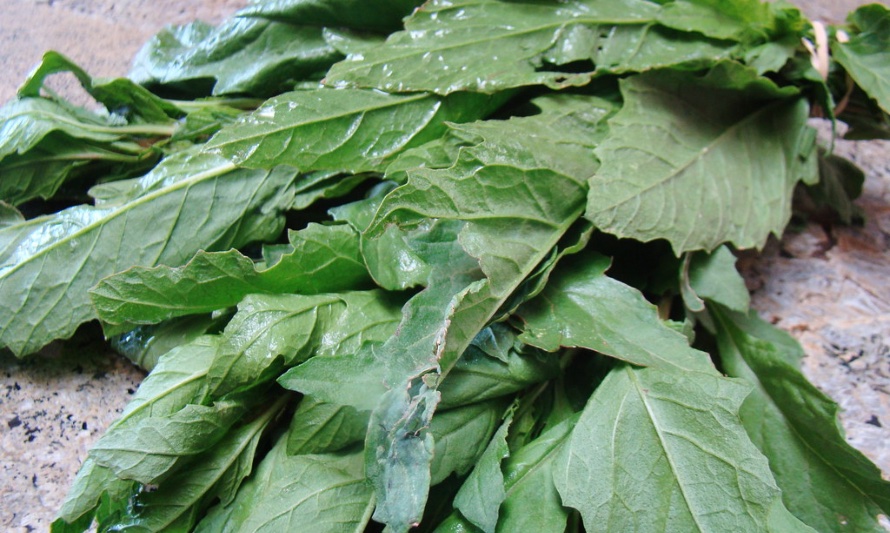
xmin=0 ymin=1 xmax=888 ymax=531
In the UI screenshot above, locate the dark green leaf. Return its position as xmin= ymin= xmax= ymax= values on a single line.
xmin=130 ymin=18 xmax=341 ymax=98
xmin=712 ymin=306 xmax=890 ymax=532
xmin=18 ymin=51 xmax=183 ymax=123
xmin=497 ymin=415 xmax=576 ymax=532
xmin=438 ymin=325 xmax=560 ymax=410
xmin=428 ymin=400 xmax=505 ymax=486
xmin=240 ymin=0 xmax=423 ymax=33
xmin=803 ymin=150 xmax=866 ymax=224
xmin=832 ymin=4 xmax=890 ymax=114
xmin=656 ymin=0 xmax=775 ymax=42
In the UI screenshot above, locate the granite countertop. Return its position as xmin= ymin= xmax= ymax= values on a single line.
xmin=1 ymin=0 xmax=888 ymax=531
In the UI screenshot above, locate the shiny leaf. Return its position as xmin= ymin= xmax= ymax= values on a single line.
xmin=325 ymin=0 xmax=735 ymax=95
xmin=0 ymin=151 xmax=297 ymax=356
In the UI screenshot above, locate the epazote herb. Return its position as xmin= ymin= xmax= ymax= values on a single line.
xmin=0 ymin=1 xmax=888 ymax=531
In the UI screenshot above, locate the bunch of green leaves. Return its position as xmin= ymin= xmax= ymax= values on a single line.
xmin=0 ymin=0 xmax=887 ymax=531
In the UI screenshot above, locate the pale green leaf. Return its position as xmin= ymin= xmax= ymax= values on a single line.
xmin=101 ymin=395 xmax=287 ymax=532
xmin=517 ymin=254 xmax=715 ymax=373
xmin=196 ymin=437 xmax=375 ymax=533
xmin=0 ymin=98 xmax=123 ymax=159
xmin=713 ymin=306 xmax=890 ymax=532
xmin=586 ymin=69 xmax=814 ymax=253
xmin=366 ymin=383 xmax=440 ymax=530
xmin=554 ymin=365 xmax=813 ymax=531
xmin=89 ymin=399 xmax=245 ymax=485
xmin=0 ymin=151 xmax=297 ymax=356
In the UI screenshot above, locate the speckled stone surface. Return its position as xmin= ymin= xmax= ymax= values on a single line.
xmin=0 ymin=0 xmax=888 ymax=531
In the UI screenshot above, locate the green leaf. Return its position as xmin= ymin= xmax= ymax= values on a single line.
xmin=130 ymin=17 xmax=341 ymax=97
xmin=195 ymin=437 xmax=375 ymax=533
xmin=359 ymin=99 xmax=605 ymax=531
xmin=586 ymin=68 xmax=814 ymax=253
xmin=516 ymin=253 xmax=715 ymax=373
xmin=278 ymin=351 xmax=389 ymax=410
xmin=832 ymin=4 xmax=890 ymax=114
xmin=496 ymin=415 xmax=577 ymax=532
xmin=90 ymin=222 xmax=372 ymax=335
xmin=0 ymin=150 xmax=297 ymax=356
xmin=53 ymin=458 xmax=136 ymax=532
xmin=209 ymin=290 xmax=403 ymax=398
xmin=89 ymin=399 xmax=245 ymax=485
xmin=1 ymin=136 xmax=115 ymax=206
xmin=205 ymin=88 xmax=498 ymax=173
xmin=0 ymin=98 xmax=125 ymax=160
xmin=680 ymin=244 xmax=750 ymax=313
xmin=429 ymin=400 xmax=506 ymax=485
xmin=18 ymin=51 xmax=183 ymax=124
xmin=453 ymin=412 xmax=512 ymax=533
xmin=437 ymin=325 xmax=560 ymax=410
xmin=554 ymin=364 xmax=813 ymax=531
xmin=325 ymin=0 xmax=736 ymax=95
xmin=110 ymin=314 xmax=224 ymax=371
xmin=240 ymin=0 xmax=424 ymax=33
xmin=712 ymin=306 xmax=890 ymax=532
xmin=803 ymin=150 xmax=867 ymax=225
xmin=286 ymin=396 xmax=369 ymax=455
xmin=370 ymin=94 xmax=607 ymax=295
xmin=55 ymin=336 xmax=219 ymax=526
xmin=101 ymin=394 xmax=287 ymax=532
xmin=656 ymin=0 xmax=776 ymax=42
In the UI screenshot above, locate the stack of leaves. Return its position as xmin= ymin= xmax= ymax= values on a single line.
xmin=1 ymin=0 xmax=888 ymax=531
